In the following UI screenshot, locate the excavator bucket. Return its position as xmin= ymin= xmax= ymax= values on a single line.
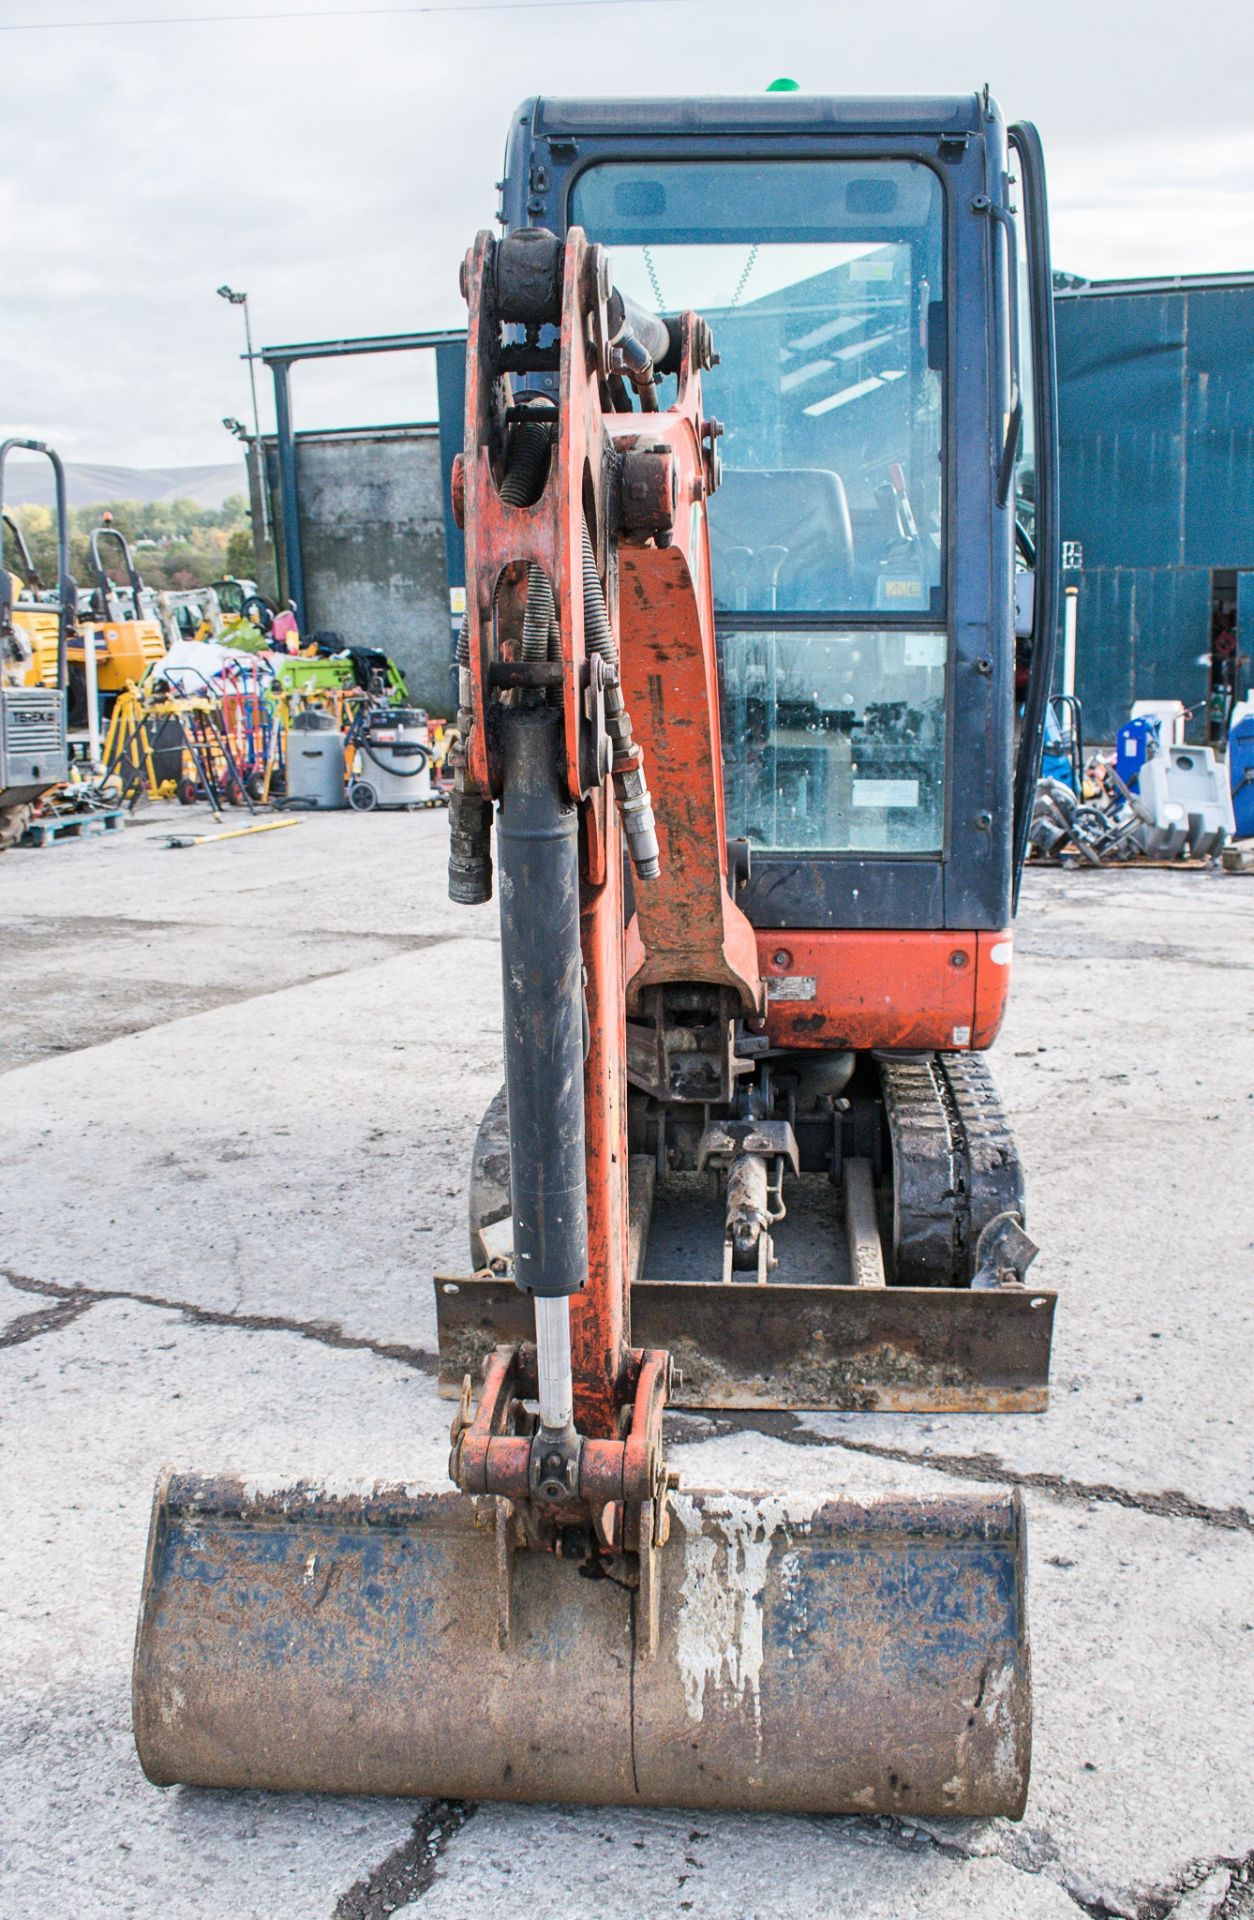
xmin=133 ymin=1471 xmax=1029 ymax=1817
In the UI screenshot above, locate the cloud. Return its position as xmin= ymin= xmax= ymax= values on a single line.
xmin=1049 ymin=132 xmax=1254 ymax=278
xmin=4 ymin=0 xmax=1252 ymax=462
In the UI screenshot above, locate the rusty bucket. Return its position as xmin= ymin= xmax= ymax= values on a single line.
xmin=133 ymin=1472 xmax=1029 ymax=1817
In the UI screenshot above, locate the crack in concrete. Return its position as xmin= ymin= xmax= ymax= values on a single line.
xmin=332 ymin=1801 xmax=473 ymax=1918
xmin=865 ymin=1812 xmax=1118 ymax=1915
xmin=4 ymin=911 xmax=459 ymax=951
xmin=0 ymin=1291 xmax=96 ymax=1348
xmin=838 ymin=1813 xmax=1114 ymax=1912
xmin=1 ymin=1268 xmax=438 ymax=1375
xmin=860 ymin=1813 xmax=971 ymax=1862
xmin=869 ymin=1818 xmax=1254 ymax=1920
xmin=665 ymin=1410 xmax=1254 ymax=1536
xmin=1057 ymin=1846 xmax=1254 ymax=1920
xmin=7 ymin=1270 xmax=1244 ymax=1536
xmin=6 ymin=1270 xmax=1244 ymax=1537
xmin=825 ymin=1433 xmax=1254 ymax=1537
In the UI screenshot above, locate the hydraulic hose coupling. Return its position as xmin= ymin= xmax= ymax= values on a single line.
xmin=448 ymin=785 xmax=493 ymax=904
xmin=614 ymin=760 xmax=660 ymax=881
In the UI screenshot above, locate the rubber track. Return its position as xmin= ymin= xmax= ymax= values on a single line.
xmin=880 ymin=1054 xmax=1024 ymax=1286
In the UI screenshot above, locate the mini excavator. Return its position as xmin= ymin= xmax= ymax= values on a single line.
xmin=134 ymin=92 xmax=1059 ymax=1819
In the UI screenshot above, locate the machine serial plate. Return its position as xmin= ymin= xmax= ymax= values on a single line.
xmin=765 ymin=976 xmax=818 ymax=1001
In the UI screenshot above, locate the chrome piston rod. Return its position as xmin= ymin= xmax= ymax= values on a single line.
xmin=533 ymin=1295 xmax=574 ymax=1431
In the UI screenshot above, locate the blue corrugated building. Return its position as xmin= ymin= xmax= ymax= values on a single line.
xmin=1054 ymin=269 xmax=1254 ymax=742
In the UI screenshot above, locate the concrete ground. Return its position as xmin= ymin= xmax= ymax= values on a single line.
xmin=0 ymin=801 xmax=1250 ymax=1920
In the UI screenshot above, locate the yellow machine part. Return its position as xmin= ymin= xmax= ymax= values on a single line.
xmin=11 ymin=607 xmax=61 ymax=690
xmin=74 ymin=618 xmax=165 ymax=692
xmin=4 ymin=569 xmax=58 ymax=688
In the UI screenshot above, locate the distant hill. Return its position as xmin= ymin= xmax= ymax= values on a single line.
xmin=4 ymin=461 xmax=247 ymax=511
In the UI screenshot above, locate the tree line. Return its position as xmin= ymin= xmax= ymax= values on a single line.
xmin=3 ymin=495 xmax=257 ymax=595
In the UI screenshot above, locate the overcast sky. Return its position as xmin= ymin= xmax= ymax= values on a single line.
xmin=4 ymin=0 xmax=1253 ymax=467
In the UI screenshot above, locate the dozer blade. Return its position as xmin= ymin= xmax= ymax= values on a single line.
xmin=436 ymin=1273 xmax=1056 ymax=1414
xmin=134 ymin=1472 xmax=1030 ymax=1817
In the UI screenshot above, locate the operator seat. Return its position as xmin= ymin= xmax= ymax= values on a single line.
xmin=709 ymin=467 xmax=855 ymax=612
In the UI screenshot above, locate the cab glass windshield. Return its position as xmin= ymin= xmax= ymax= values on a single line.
xmin=569 ymin=158 xmax=946 ymax=617
xmin=569 ymin=158 xmax=948 ymax=854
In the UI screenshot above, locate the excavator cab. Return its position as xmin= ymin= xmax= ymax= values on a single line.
xmin=519 ymin=96 xmax=1055 ymax=921
xmin=134 ymin=93 xmax=1058 ymax=1822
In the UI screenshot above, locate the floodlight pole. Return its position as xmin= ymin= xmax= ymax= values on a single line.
xmin=217 ymin=285 xmax=271 ymax=546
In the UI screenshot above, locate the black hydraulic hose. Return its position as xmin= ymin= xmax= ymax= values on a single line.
xmin=607 ymin=288 xmax=681 ymax=378
xmin=460 ymin=458 xmax=608 ymax=671
xmin=521 ymin=564 xmax=558 ymax=662
xmin=498 ymin=417 xmax=552 ymax=510
xmin=357 ymin=737 xmax=429 ymax=778
xmin=616 ymin=290 xmax=672 ymax=370
xmin=503 ymin=419 xmax=557 ymax=662
xmin=459 ymin=410 xmax=558 ymax=665
xmin=580 ymin=516 xmax=616 ymax=668
xmin=450 ymin=407 xmax=552 ymax=905
xmin=450 ymin=404 xmax=658 ymax=890
xmin=579 ymin=513 xmax=660 ymax=880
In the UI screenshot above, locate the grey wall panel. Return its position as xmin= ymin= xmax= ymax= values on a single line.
xmin=265 ymin=428 xmax=454 ymax=716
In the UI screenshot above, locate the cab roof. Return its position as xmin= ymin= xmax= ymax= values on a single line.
xmin=524 ymin=93 xmax=990 ymax=140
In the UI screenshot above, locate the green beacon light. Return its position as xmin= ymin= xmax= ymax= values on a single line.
xmin=766 ymin=77 xmax=800 ymax=91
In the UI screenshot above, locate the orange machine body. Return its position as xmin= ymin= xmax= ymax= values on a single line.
xmin=758 ymin=928 xmax=1013 ymax=1052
